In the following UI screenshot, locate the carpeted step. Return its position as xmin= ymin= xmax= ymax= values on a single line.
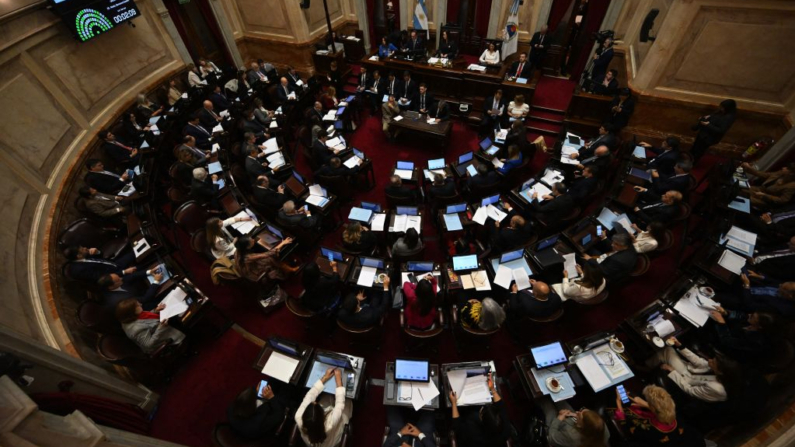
xmin=530 ymin=104 xmax=566 ymax=115
xmin=527 ymin=119 xmax=562 ymax=136
xmin=529 ymin=109 xmax=565 ymax=125
xmin=342 ymin=85 xmax=358 ymax=94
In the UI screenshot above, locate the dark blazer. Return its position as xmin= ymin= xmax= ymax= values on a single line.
xmin=199 ymin=108 xmax=221 ymax=130
xmin=753 ymin=248 xmax=795 ymax=280
xmin=530 ymin=193 xmax=575 ymax=223
xmin=327 ymin=69 xmax=343 ymax=91
xmin=275 ymin=84 xmax=294 ymax=104
xmin=355 ymin=72 xmax=371 ymax=90
xmin=508 ymin=289 xmax=562 ymax=319
xmin=306 ymin=108 xmax=324 ymax=125
xmin=609 ymin=95 xmax=635 ymax=129
xmin=591 ymin=47 xmax=614 ymax=81
xmin=647 ymin=148 xmax=679 ymax=177
xmin=453 ymin=400 xmax=510 ymax=447
xmin=252 ymin=185 xmax=287 ymax=209
xmin=413 ymin=93 xmax=434 ymax=112
xmin=247 ymin=69 xmax=266 ymax=85
xmin=311 ymin=140 xmax=334 ymax=167
xmin=191 ymin=177 xmax=219 ymax=203
xmin=635 ymin=201 xmax=678 ymax=225
xmin=103 ymin=141 xmax=139 ymax=166
xmin=588 ymin=247 xmax=637 ymax=283
xmin=337 ymin=289 xmax=391 ymax=328
xmin=226 ymin=395 xmax=285 ymax=440
xmin=210 ymin=92 xmax=231 ymax=111
xmin=242 ymin=118 xmax=268 ymax=137
xmin=505 ymin=128 xmax=527 ymax=152
xmin=385 ymin=78 xmax=400 ymax=96
xmin=592 ymin=76 xmax=619 ymax=95
xmin=483 ymin=95 xmax=508 ymax=117
xmin=428 ymin=178 xmax=457 ymax=199
xmin=713 ymin=310 xmax=772 ymax=364
xmin=398 ymin=79 xmax=418 ymax=101
xmin=368 ymin=77 xmax=386 ymax=96
xmin=436 ymin=40 xmax=457 ymax=58
xmin=650 ymin=173 xmax=690 ymax=195
xmin=183 ymin=123 xmax=213 ymax=148
xmin=315 ymin=164 xmax=357 ymax=178
xmin=245 ymin=156 xmax=271 ymax=183
xmin=405 ymin=37 xmax=424 ymax=52
xmin=583 ymin=153 xmax=613 ymax=172
xmin=490 ymin=221 xmax=533 ymax=253
xmin=697 ymin=112 xmax=736 ymax=146
xmin=569 ymin=176 xmax=598 ymax=201
xmin=301 ymin=274 xmax=341 ymax=312
xmin=588 ymin=133 xmax=618 ymax=152
xmin=508 ymin=60 xmax=532 ymax=78
xmin=278 ymin=209 xmax=319 ymax=229
xmin=529 ymin=32 xmax=549 ymax=60
xmin=429 ymin=102 xmax=450 ymax=120
xmin=66 ymin=257 xmax=127 ymax=283
xmin=385 ymin=184 xmax=416 ymax=201
xmin=467 ymin=170 xmax=500 ymax=190
xmin=102 ymin=270 xmax=159 ymax=310
xmin=342 ymin=231 xmax=377 ymax=254
xmin=286 ymin=72 xmax=302 ymax=90
xmin=85 ymin=171 xmax=127 ymax=194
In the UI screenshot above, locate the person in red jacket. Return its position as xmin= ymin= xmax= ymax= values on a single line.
xmin=402 ymin=274 xmax=438 ymax=330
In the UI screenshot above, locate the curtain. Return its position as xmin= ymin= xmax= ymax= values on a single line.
xmin=193 ymin=0 xmax=235 ymax=67
xmin=569 ymin=0 xmax=611 ymax=80
xmin=548 ymin=0 xmax=575 ymax=33
xmin=367 ymin=0 xmax=377 ymax=45
xmin=474 ymin=0 xmax=492 ymax=37
xmin=447 ymin=0 xmax=462 ymax=24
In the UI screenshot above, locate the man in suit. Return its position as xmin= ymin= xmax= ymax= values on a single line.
xmin=639 ymin=136 xmax=680 ymax=177
xmin=84 ymin=159 xmax=131 ymax=194
xmin=640 ymin=160 xmax=692 ymax=196
xmin=183 ymin=114 xmax=213 ymax=149
xmin=98 ymin=269 xmax=163 ymax=310
xmin=307 ymin=101 xmax=324 ymax=125
xmin=591 ymin=69 xmax=619 ymax=96
xmin=367 ymin=70 xmax=385 ymax=111
xmin=413 ymin=84 xmax=434 ymax=114
xmin=490 ymin=211 xmax=533 ymax=253
xmin=247 ymin=62 xmax=268 ymax=86
xmin=252 ymin=175 xmax=288 ymax=209
xmin=508 ymin=52 xmax=532 ymax=79
xmin=210 ymin=84 xmax=231 ymax=112
xmin=507 ymin=279 xmax=562 ymax=319
xmin=428 ymin=173 xmax=457 ymax=199
xmin=569 ymin=166 xmax=599 ymax=201
xmin=576 ymin=146 xmax=612 ymax=173
xmin=404 ymin=30 xmax=424 ymax=52
xmin=191 ymin=167 xmax=220 ymax=207
xmin=116 ymin=298 xmax=186 ymax=354
xmin=63 ymin=245 xmax=136 ymax=283
xmin=529 ymin=182 xmax=575 ymax=223
xmin=384 ymin=406 xmax=436 ymax=447
xmin=691 ymin=99 xmax=736 ymax=161
xmin=385 ymin=72 xmax=400 ymax=97
xmin=312 ymin=131 xmax=342 ymax=167
xmin=78 ymin=186 xmax=129 ymax=220
xmin=482 ymin=89 xmax=507 ymax=134
xmin=467 ymin=164 xmax=500 ymax=190
xmin=316 ymin=156 xmax=360 ymax=177
xmin=398 ymin=72 xmax=418 ymax=108
xmin=337 ymin=279 xmax=391 ymax=329
xmin=585 ymin=124 xmax=618 ymax=153
xmin=285 ymin=67 xmax=304 ymax=90
xmin=750 ymin=236 xmax=795 ymax=280
xmin=245 ymin=146 xmax=280 ymax=185
xmin=100 ymin=130 xmax=139 ymax=167
xmin=749 ymin=207 xmax=795 ymax=244
xmin=355 ymin=66 xmax=371 ymax=93
xmin=199 ymin=100 xmax=223 ymax=130
xmin=632 ymin=190 xmax=682 ymax=226
xmin=257 ymin=58 xmax=278 ymax=79
xmin=242 ymin=109 xmax=271 ymax=140
xmin=716 ymin=273 xmax=795 ymax=319
xmin=583 ymin=232 xmax=637 ymax=284
xmin=275 ymin=77 xmax=295 ymax=105
xmin=385 ymin=175 xmax=417 ymax=202
xmin=278 ymin=200 xmax=320 ymax=229
xmin=429 ymin=99 xmax=450 ymax=121
xmin=608 ymin=88 xmax=635 ymax=130
xmin=528 ymin=25 xmax=549 ymax=73
xmin=178 ymin=135 xmax=208 ymax=165
xmin=591 ymin=37 xmax=614 ymax=82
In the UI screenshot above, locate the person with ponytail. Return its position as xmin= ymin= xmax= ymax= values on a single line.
xmin=296 ymin=368 xmax=352 ymax=447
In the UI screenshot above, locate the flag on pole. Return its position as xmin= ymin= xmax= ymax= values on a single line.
xmin=414 ymin=0 xmax=429 ymax=39
xmin=502 ymin=0 xmax=520 ymax=60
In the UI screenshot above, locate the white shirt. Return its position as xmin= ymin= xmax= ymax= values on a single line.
xmin=296 ymin=380 xmax=349 ymax=447
xmin=553 ymin=278 xmax=606 ymax=303
xmin=480 ymin=49 xmax=500 ymax=65
xmin=508 ymin=101 xmax=529 ymax=118
xmin=188 ymin=70 xmax=205 ymax=88
xmin=211 ymin=218 xmax=238 ymax=259
xmin=633 ymin=232 xmax=659 ymax=253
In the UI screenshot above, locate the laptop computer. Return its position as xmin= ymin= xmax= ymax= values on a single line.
xmin=359 ymin=256 xmax=385 ymax=269
xmin=455 ymin=151 xmax=474 ymax=176
xmin=320 ymin=247 xmax=344 ymax=262
xmin=395 ymin=358 xmax=430 ymax=382
xmin=521 ymin=178 xmax=536 ymax=191
xmin=481 ymin=194 xmax=500 ymax=207
xmin=285 ymin=170 xmax=307 ymax=197
xmin=532 ymin=235 xmax=564 ymax=267
xmin=397 ymin=161 xmax=414 ymax=170
xmin=530 ymin=342 xmax=568 ymax=369
xmin=500 ymin=248 xmax=524 ymax=263
xmin=629 ymin=167 xmax=653 ymax=182
xmin=352 ymin=148 xmax=366 ymax=160
xmin=452 ymin=254 xmax=478 ymax=271
xmin=260 ymin=223 xmax=284 ymax=246
xmin=479 ymin=137 xmax=499 ymax=156
xmin=446 ymin=203 xmax=467 ymax=214
xmin=407 ymin=261 xmax=435 ymax=272
xmin=428 ymin=158 xmax=446 ymax=170
xmin=269 ymin=337 xmax=302 ymax=357
xmin=396 ymin=206 xmax=419 ymax=216
xmin=360 ymin=201 xmax=382 ymax=212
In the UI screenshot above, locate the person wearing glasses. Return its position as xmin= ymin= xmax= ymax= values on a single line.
xmin=449 ymin=373 xmax=510 ymax=447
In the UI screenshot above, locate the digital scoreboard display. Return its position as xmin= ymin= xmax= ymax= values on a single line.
xmin=50 ymin=0 xmax=141 ymax=42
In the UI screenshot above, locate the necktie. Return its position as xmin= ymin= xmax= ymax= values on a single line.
xmin=540 ymin=34 xmax=544 ymax=44
xmin=517 ymin=63 xmax=524 ymax=76
xmin=494 ymin=99 xmax=498 ymax=111
xmin=102 ymin=170 xmax=121 ymax=179
xmin=773 ymin=210 xmax=795 ymax=223
xmin=113 ymin=141 xmax=134 ymax=152
xmin=644 ymin=203 xmax=663 ymax=210
xmin=755 ymin=250 xmax=793 ymax=264
xmin=421 ymin=95 xmax=425 ymax=109
xmin=374 ymin=79 xmax=379 ymax=89
xmin=210 ymin=110 xmax=219 ymax=119
xmin=79 ymin=259 xmax=116 ymax=267
xmin=751 ymin=287 xmax=779 ymax=298
xmin=194 ymin=124 xmax=209 ymax=136
xmin=361 ymin=74 xmax=365 ymax=86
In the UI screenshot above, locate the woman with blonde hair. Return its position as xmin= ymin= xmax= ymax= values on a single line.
xmin=537 ymin=398 xmax=609 ymax=447
xmin=321 ymin=86 xmax=339 ymax=110
xmin=612 ymin=385 xmax=704 ymax=446
xmin=341 ymin=221 xmax=376 ymax=254
xmin=507 ymin=94 xmax=529 ymax=119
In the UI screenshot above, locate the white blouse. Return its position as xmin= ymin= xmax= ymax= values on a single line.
xmin=480 ymin=49 xmax=501 ymax=65
xmin=296 ymin=380 xmax=350 ymax=447
xmin=552 ymin=278 xmax=607 ymax=303
xmin=210 ymin=217 xmax=238 ymax=259
xmin=633 ymin=231 xmax=659 ymax=253
xmin=508 ymin=101 xmax=530 ymax=118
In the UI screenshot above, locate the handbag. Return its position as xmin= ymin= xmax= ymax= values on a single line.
xmin=521 ymin=416 xmax=549 ymax=447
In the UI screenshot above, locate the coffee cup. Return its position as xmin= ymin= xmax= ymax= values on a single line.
xmin=549 ymin=378 xmax=559 ymax=389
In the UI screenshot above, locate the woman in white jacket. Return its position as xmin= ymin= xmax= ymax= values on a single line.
xmin=296 ymin=368 xmax=352 ymax=447
xmin=646 ymin=337 xmax=737 ymax=403
xmin=205 ymin=216 xmax=252 ymax=259
xmin=552 ymin=262 xmax=606 ymax=303
xmin=630 ymin=221 xmax=666 ymax=254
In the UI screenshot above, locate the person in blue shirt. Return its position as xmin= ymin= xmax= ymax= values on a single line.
xmin=379 ymin=36 xmax=397 ymax=58
xmin=497 ymin=144 xmax=523 ymax=174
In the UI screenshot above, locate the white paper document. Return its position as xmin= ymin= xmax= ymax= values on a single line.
xmin=323 ymin=110 xmax=337 ymax=121
xmin=491 ymin=158 xmax=504 ymax=169
xmin=211 ymin=143 xmax=220 ymax=153
xmin=410 ymin=379 xmax=440 ymax=411
xmin=304 ymin=195 xmax=328 ymax=207
xmin=493 ymin=265 xmax=513 ymax=289
xmin=159 ymin=288 xmax=189 ymax=321
xmin=270 ymin=121 xmax=278 ymax=129
xmin=212 ymin=124 xmax=224 ymax=133
xmin=726 ymin=226 xmax=757 ymax=246
xmin=457 ymin=374 xmax=492 ymax=405
xmin=486 ymin=204 xmax=507 ymax=222
xmin=540 ymin=170 xmax=565 ymax=186
xmin=393 ymin=115 xmax=404 ymax=122
xmin=371 ymin=213 xmax=386 ymax=232
xmin=343 ymin=156 xmax=362 ymax=169
xmin=309 ymin=184 xmax=325 ymax=197
xmin=513 ymin=268 xmax=531 ymax=291
xmin=472 ymin=206 xmax=488 ymax=225
xmin=133 ymin=238 xmax=150 ymax=257
xmin=653 ymin=319 xmax=676 ymax=338
xmin=471 ymin=270 xmax=491 ymax=291
xmin=262 ymin=138 xmax=280 ymax=154
xmin=392 ymin=215 xmax=407 ymax=232
xmin=326 ymin=137 xmax=343 ymax=149
xmin=718 ymin=249 xmax=746 ymax=275
xmin=266 ymin=153 xmax=286 ymax=170
xmin=406 ymin=216 xmax=422 ymax=234
xmin=207 ymin=161 xmax=223 ymax=174
xmin=394 ymin=169 xmax=413 ymax=180
xmin=563 ymin=253 xmax=579 ymax=278
xmin=576 ymin=354 xmax=611 ymax=392
xmin=262 ymin=351 xmax=300 ymax=383
xmin=357 ymin=266 xmax=377 ymax=287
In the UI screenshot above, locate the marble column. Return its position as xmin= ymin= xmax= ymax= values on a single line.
xmin=354 ymin=0 xmax=372 ymax=51
xmin=600 ymin=0 xmax=625 ymax=31
xmin=536 ymin=0 xmax=553 ymax=29
xmin=756 ymin=126 xmax=795 ymax=171
xmin=150 ymin=0 xmax=193 ymax=65
xmin=401 ymin=0 xmax=409 ymax=29
xmin=487 ymin=0 xmax=504 ymax=39
xmin=207 ymin=0 xmax=245 ymax=67
xmin=435 ymin=0 xmax=448 ymax=46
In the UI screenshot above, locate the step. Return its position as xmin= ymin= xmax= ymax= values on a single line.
xmin=530 ymin=104 xmax=566 ymax=115
xmin=529 ymin=110 xmax=565 ymax=125
xmin=526 ymin=120 xmax=563 ymax=136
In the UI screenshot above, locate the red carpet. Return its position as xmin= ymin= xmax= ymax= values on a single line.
xmin=149 ymin=78 xmax=722 ymax=446
xmin=532 ymin=77 xmax=576 ymax=110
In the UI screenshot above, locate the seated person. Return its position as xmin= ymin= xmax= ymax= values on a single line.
xmin=505 ymin=121 xmax=527 ymax=154
xmin=367 ymin=72 xmax=385 ymax=111
xmin=115 ymin=298 xmax=185 ymax=354
xmin=135 ymin=93 xmax=163 ymax=120
xmin=252 ymin=175 xmax=288 ymax=209
xmin=84 ymin=159 xmax=131 ymax=194
xmin=536 ymin=399 xmax=610 ymax=447
xmin=296 ymin=368 xmax=352 ymax=447
xmin=643 ymin=160 xmax=693 ymax=196
xmin=210 ymin=84 xmax=231 ymax=112
xmin=233 ymin=235 xmax=296 ymax=283
xmin=639 ymin=136 xmax=680 ymax=177
xmin=206 ymin=215 xmax=252 ymax=259
xmin=199 ymin=100 xmax=223 ymax=130
xmin=459 ymin=297 xmax=506 ymax=331
xmin=397 ymin=72 xmax=418 ymax=107
xmin=173 ymin=150 xmax=196 ymax=187
xmin=78 ymin=186 xmax=129 ymax=220
xmin=741 ymin=161 xmax=795 ymax=210
xmin=507 ymin=95 xmax=529 ymax=120
xmin=568 ymin=166 xmax=599 ymax=200
xmin=507 ymin=279 xmax=562 ymax=319
xmin=449 ymin=373 xmax=510 ymax=447
xmin=242 ymin=109 xmax=273 ymax=139
xmin=247 ymin=62 xmax=268 ymax=86
xmin=275 ymin=77 xmax=296 ymax=104
xmin=751 ymin=207 xmax=795 ymax=244
xmin=582 ymin=124 xmax=618 ymax=153
xmin=479 ymin=42 xmax=501 ymax=66
xmin=709 ymin=307 xmax=777 ymax=365
xmin=355 ymin=66 xmax=371 ymax=93
xmin=630 ymin=221 xmax=666 ymax=253
xmin=436 ymin=30 xmax=457 ymax=58
xmin=178 ymin=135 xmax=209 ymax=166
xmin=337 ymin=278 xmax=391 ymax=329
xmin=119 ymin=112 xmax=150 ymax=147
xmin=190 ymin=168 xmax=220 ymax=206
xmin=227 ymin=384 xmax=293 ymax=440
xmin=100 ymin=130 xmax=139 ymax=167
xmin=403 ymin=274 xmax=438 ymax=330
xmin=307 ymin=101 xmax=325 ymax=125
xmin=507 ymin=52 xmax=532 ymax=79
xmin=750 ymin=236 xmax=795 ymax=280
xmin=529 ymin=182 xmax=575 ymax=223
xmin=490 ymin=213 xmax=533 ymax=253
xmin=467 ymin=164 xmax=499 ymax=190
xmin=316 ymin=156 xmax=360 ymax=178
xmin=632 ymin=190 xmax=682 ymax=226
xmin=312 ymin=131 xmax=343 ymax=168
xmin=717 ymin=272 xmax=795 ymax=319
xmin=428 ymin=174 xmax=456 ymax=199
xmin=342 ymin=222 xmax=376 ymax=254
xmin=575 ymin=146 xmax=612 ymax=173
xmin=383 ymin=405 xmax=436 ymax=447
xmin=497 ymin=144 xmax=523 ymax=175
xmin=286 ymin=66 xmax=305 ymax=91
xmin=300 ymin=262 xmax=341 ymax=313
xmin=279 ymin=200 xmax=320 ymax=229
xmin=382 ymin=95 xmax=401 ymax=133
xmin=645 ymin=336 xmax=734 ymax=403
xmin=428 ymin=99 xmax=450 ymax=121
xmin=99 ymin=269 xmax=163 ymax=310
xmin=378 ymin=36 xmax=398 ymax=58
xmin=63 ymin=245 xmax=135 ymax=283
xmin=392 ymin=227 xmax=424 ymax=256
xmin=253 ymin=98 xmax=275 ymax=127
xmin=591 ymin=68 xmax=619 ymax=96
xmin=581 ymin=232 xmax=638 ymax=284
xmin=551 ymin=262 xmax=607 ymax=304
xmin=611 ymin=385 xmax=704 ymax=447
xmin=385 ymin=175 xmax=417 ymax=201
xmin=403 ymin=30 xmax=424 ymax=52
xmin=183 ymin=114 xmax=213 ymax=150
xmin=413 ymin=84 xmax=434 ymax=114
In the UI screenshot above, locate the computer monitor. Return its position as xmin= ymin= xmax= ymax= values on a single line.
xmin=629 ymin=167 xmax=652 ymax=182
xmin=458 ymin=151 xmax=473 ymax=165
xmin=352 ymin=148 xmax=365 ymax=159
xmin=521 ymin=179 xmax=535 ymax=191
xmin=320 ymin=247 xmax=344 ymax=262
xmin=292 ymin=170 xmax=305 ymax=184
xmin=397 ymin=161 xmax=414 ymax=170
xmin=359 ymin=256 xmax=385 ymax=269
xmin=360 ymin=201 xmax=382 ymax=212
xmin=481 ymin=194 xmax=500 ymax=207
xmin=530 ymin=342 xmax=568 ymax=369
xmin=266 ymin=224 xmax=283 ymax=239
xmin=500 ymin=249 xmax=524 ymax=263
xmin=568 ymin=135 xmax=581 ymax=146
xmin=269 ymin=338 xmax=299 ymax=356
xmin=395 ymin=358 xmax=430 ymax=382
xmin=446 ymin=203 xmax=467 ymax=214
xmin=452 ymin=254 xmax=478 ymax=271
xmin=581 ymin=234 xmax=593 ymax=245
xmin=396 ymin=206 xmax=419 ymax=216
xmin=428 ymin=158 xmax=445 ymax=170
xmin=479 ymin=137 xmax=493 ymax=151
xmin=536 ymin=235 xmax=559 ymax=251
xmin=407 ymin=261 xmax=435 ymax=272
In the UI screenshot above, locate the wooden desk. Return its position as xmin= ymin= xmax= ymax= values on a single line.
xmin=313 ymin=50 xmax=346 ymax=76
xmin=347 ymin=259 xmax=393 ymax=290
xmin=390 ymin=166 xmax=421 ymax=186
xmin=437 ymin=209 xmax=473 ymax=233
xmin=383 ymin=363 xmax=441 ymax=410
xmin=565 ymin=90 xmax=613 ymax=135
xmin=309 ymin=349 xmax=367 ymax=400
xmin=562 ymin=218 xmax=600 ymax=253
xmin=390 ymin=114 xmax=453 ymax=151
xmin=252 ymin=337 xmax=314 ymax=386
xmin=440 ymin=360 xmax=498 ymax=407
xmin=620 ymin=300 xmax=691 ymax=355
xmin=316 ymin=252 xmax=353 ymax=282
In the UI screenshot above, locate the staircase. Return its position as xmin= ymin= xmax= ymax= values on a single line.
xmin=526 ymin=104 xmax=566 ymax=147
xmin=342 ymin=64 xmax=362 ymax=95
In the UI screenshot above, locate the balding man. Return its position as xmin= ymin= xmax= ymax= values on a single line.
xmin=307 ymin=101 xmax=324 ymax=125
xmin=576 ymin=145 xmax=612 ymax=173
xmin=247 ymin=62 xmax=268 ymax=85
xmin=632 ymin=190 xmax=682 ymax=226
xmin=507 ymin=278 xmax=562 ymax=319
xmin=582 ymin=232 xmax=638 ymax=284
xmin=199 ymin=100 xmax=223 ymax=129
xmin=276 ymin=77 xmax=295 ymax=104
xmin=528 ymin=25 xmax=549 ymax=73
xmin=278 ymin=200 xmax=319 ymax=229
xmin=384 ymin=175 xmax=417 ymax=201
xmin=490 ymin=204 xmax=533 ymax=252
xmin=718 ymin=272 xmax=795 ymax=319
xmin=252 ymin=175 xmax=287 ymax=209
xmin=646 ymin=160 xmax=693 ymax=195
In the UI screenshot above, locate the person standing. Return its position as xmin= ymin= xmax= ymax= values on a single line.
xmin=691 ymin=99 xmax=736 ymax=161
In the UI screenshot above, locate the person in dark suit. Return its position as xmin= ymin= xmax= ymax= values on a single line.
xmin=428 ymin=174 xmax=457 ymax=199
xmin=397 ymin=72 xmax=418 ymax=107
xmin=384 ymin=406 xmax=436 ymax=447
xmin=429 ymin=99 xmax=450 ymax=120
xmin=299 ymin=262 xmax=341 ymax=313
xmin=275 ymin=77 xmax=295 ymax=105
xmin=404 ymin=30 xmax=424 ymax=52
xmin=569 ymin=166 xmax=599 ymax=200
xmin=639 ymin=136 xmax=680 ymax=177
xmin=592 ymin=69 xmax=619 ymax=95
xmin=529 ymin=182 xmax=575 ymax=223
xmin=252 ymin=175 xmax=288 ymax=209
xmin=691 ymin=99 xmax=737 ymax=161
xmin=257 ymin=58 xmax=278 ymax=79
xmin=98 ymin=269 xmax=163 ymax=311
xmin=436 ymin=30 xmax=457 ymax=58
xmin=100 ymin=130 xmax=139 ymax=167
xmin=504 ymin=120 xmax=527 ymax=154
xmin=245 ymin=146 xmax=279 ymax=184
xmin=467 ymin=164 xmax=500 ymax=191
xmin=413 ymin=84 xmax=434 ymax=114
xmin=355 ymin=65 xmax=371 ymax=93
xmin=507 ymin=279 xmax=562 ymax=319
xmin=508 ymin=52 xmax=532 ymax=79
xmin=84 ymin=159 xmax=131 ymax=194
xmin=385 ymin=72 xmax=400 ymax=97
xmin=490 ymin=212 xmax=533 ymax=253
xmin=226 ymin=386 xmax=291 ymax=440
xmin=285 ymin=67 xmax=304 ymax=91
xmin=278 ymin=200 xmax=320 ymax=230
xmin=449 ymin=373 xmax=511 ymax=447
xmin=716 ymin=273 xmax=795 ymax=319
xmin=63 ymin=245 xmax=136 ymax=283
xmin=199 ymin=100 xmax=223 ymax=130
xmin=78 ymin=186 xmax=129 ymax=221
xmin=367 ymin=70 xmax=386 ymax=111
xmin=632 ymin=190 xmax=682 ymax=226
xmin=247 ymin=62 xmax=268 ymax=86
xmin=242 ymin=109 xmax=271 ymax=140
xmin=576 ymin=146 xmax=612 ymax=173
xmin=528 ymin=25 xmax=550 ymax=73
xmin=385 ymin=175 xmax=417 ymax=202
xmin=307 ymin=101 xmax=325 ymax=126
xmin=608 ymin=88 xmax=635 ymax=130
xmin=582 ymin=232 xmax=638 ymax=284
xmin=312 ymin=131 xmax=342 ymax=168
xmin=591 ymin=37 xmax=614 ymax=82
xmin=190 ymin=167 xmax=220 ymax=206
xmin=209 ymin=84 xmax=231 ymax=112
xmin=644 ymin=160 xmax=692 ymax=196
xmin=750 ymin=236 xmax=795 ymax=280
xmin=709 ymin=308 xmax=776 ymax=365
xmin=315 ymin=156 xmax=360 ymax=177
xmin=749 ymin=207 xmax=795 ymax=245
xmin=183 ymin=114 xmax=213 ymax=149
xmin=585 ymin=124 xmax=618 ymax=153
xmin=177 ymin=135 xmax=208 ymax=166
xmin=327 ymin=60 xmax=343 ymax=93
xmin=482 ymin=90 xmax=507 ymax=134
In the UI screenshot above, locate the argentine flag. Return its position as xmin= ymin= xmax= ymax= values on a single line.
xmin=502 ymin=0 xmax=520 ymax=60
xmin=414 ymin=0 xmax=429 ymax=38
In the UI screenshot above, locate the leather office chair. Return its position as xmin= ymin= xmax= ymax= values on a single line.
xmin=386 ymin=244 xmax=425 ymax=263
xmin=400 ymin=307 xmax=444 ymax=353
xmin=289 ymin=423 xmax=350 ymax=447
xmin=653 ymin=229 xmax=675 ymax=253
xmin=449 ymin=429 xmax=512 ymax=447
xmin=230 ymin=164 xmax=252 ymax=196
xmin=76 ymin=299 xmax=121 ymax=334
xmin=630 ymin=253 xmax=650 ymax=277
xmin=285 ymin=292 xmax=324 ymax=331
xmin=58 ymin=218 xmax=128 ymax=260
xmin=451 ymin=303 xmax=502 ymax=353
xmin=212 ymin=403 xmax=292 ymax=447
xmin=468 ymin=180 xmax=501 ymax=199
xmin=535 ymin=207 xmax=581 ymax=236
xmin=316 ymin=174 xmax=354 ymax=203
xmin=167 ymin=186 xmax=189 ymax=206
xmin=173 ymin=200 xmax=209 ymax=235
xmin=336 ymin=314 xmax=385 ymax=349
xmin=386 ymin=192 xmax=420 ymax=209
xmin=275 ymin=215 xmax=322 ymax=247
xmin=579 ymin=289 xmax=609 ymax=306
xmin=672 ymin=202 xmax=692 ymax=223
xmin=190 ymin=229 xmax=215 ymax=261
xmin=528 ymin=307 xmax=564 ymax=323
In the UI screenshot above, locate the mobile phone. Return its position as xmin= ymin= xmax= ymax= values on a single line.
xmin=257 ymin=379 xmax=269 ymax=398
xmin=617 ymin=385 xmax=630 ymax=404
xmin=327 ymin=253 xmax=334 ymax=263
xmin=408 ymin=273 xmax=417 ymax=284
xmin=303 ymin=205 xmax=309 ymax=212
xmin=596 ymin=225 xmax=603 ymax=237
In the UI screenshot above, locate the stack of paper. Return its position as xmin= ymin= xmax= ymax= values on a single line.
xmin=721 ymin=226 xmax=757 ymax=257
xmin=444 ymin=213 xmax=463 ymax=231
xmin=344 ymin=156 xmax=363 ymax=169
xmin=262 ymin=351 xmax=300 ymax=383
xmin=495 ymin=129 xmax=508 ymax=141
xmin=520 ymin=183 xmax=553 ymax=203
xmin=266 ymin=152 xmax=286 ymax=170
xmin=560 ymin=146 xmax=580 ymax=165
xmin=491 ymin=158 xmax=504 ymax=169
xmin=632 ymin=146 xmax=647 ymax=159
xmin=262 ymin=138 xmax=280 ymax=154
xmin=472 ymin=207 xmax=488 ymax=225
xmin=392 ymin=215 xmax=407 ymax=232
xmin=357 ymin=266 xmax=377 ymax=286
xmin=371 ymin=214 xmax=387 ymax=231
xmin=158 ymin=287 xmax=189 ymax=321
xmin=230 ymin=210 xmax=260 ymax=234
xmin=575 ymin=354 xmax=612 ymax=392
xmin=540 ymin=169 xmax=565 ymax=186
xmin=563 ymin=253 xmax=579 ymax=278
xmin=211 ymin=143 xmax=220 ymax=153
xmin=467 ymin=64 xmax=487 ymax=73
xmin=673 ymin=287 xmax=713 ymax=327
xmin=348 ymin=207 xmax=372 ymax=223
xmin=305 ymin=194 xmax=329 ymax=207
xmin=456 ymin=374 xmax=492 ymax=405
xmin=287 ymin=92 xmax=297 ymax=100
xmin=486 ymin=205 xmax=507 ymax=222
xmin=269 ymin=121 xmax=278 ymax=129
xmin=325 ymin=137 xmax=346 ymax=150
xmin=513 ymin=268 xmax=531 ymax=290
xmin=428 ymin=57 xmax=440 ymax=64
xmin=212 ymin=124 xmax=224 ymax=133
xmin=718 ymin=249 xmax=746 ymax=275
xmin=493 ymin=265 xmax=513 ymax=289
xmin=323 ymin=110 xmax=337 ymax=121
xmin=220 ymin=110 xmax=230 ymax=118
xmin=406 ymin=216 xmax=422 ymax=233
xmin=401 ymin=379 xmax=440 ymax=411
xmin=393 ymin=169 xmax=413 ymax=180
